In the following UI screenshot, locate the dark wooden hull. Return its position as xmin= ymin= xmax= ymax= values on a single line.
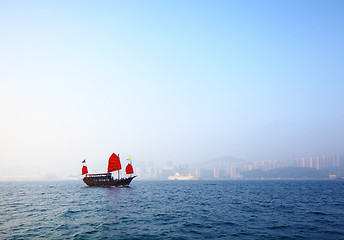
xmin=83 ymin=176 xmax=136 ymax=187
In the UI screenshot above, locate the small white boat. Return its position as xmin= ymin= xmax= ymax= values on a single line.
xmin=168 ymin=172 xmax=198 ymax=180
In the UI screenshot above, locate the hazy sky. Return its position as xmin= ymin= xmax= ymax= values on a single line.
xmin=1 ymin=0 xmax=343 ymax=178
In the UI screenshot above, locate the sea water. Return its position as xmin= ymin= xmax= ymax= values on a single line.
xmin=0 ymin=180 xmax=343 ymax=239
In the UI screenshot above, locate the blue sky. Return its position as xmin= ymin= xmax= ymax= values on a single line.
xmin=1 ymin=0 xmax=343 ymax=178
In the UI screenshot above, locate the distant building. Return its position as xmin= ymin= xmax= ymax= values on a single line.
xmin=213 ymin=168 xmax=219 ymax=178
xmin=245 ymin=154 xmax=341 ymax=173
xmin=293 ymin=155 xmax=340 ymax=170
xmin=195 ymin=168 xmax=200 ymax=178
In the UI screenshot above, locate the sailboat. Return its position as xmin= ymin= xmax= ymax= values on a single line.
xmin=82 ymin=153 xmax=136 ymax=187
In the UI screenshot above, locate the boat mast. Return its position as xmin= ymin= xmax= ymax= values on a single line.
xmin=130 ymin=159 xmax=133 ymax=177
xmin=118 ymin=153 xmax=120 ymax=179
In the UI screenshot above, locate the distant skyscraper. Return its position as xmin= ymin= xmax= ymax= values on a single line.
xmin=213 ymin=168 xmax=219 ymax=178
xmin=196 ymin=168 xmax=200 ymax=178
xmin=315 ymin=157 xmax=320 ymax=169
xmin=309 ymin=157 xmax=313 ymax=168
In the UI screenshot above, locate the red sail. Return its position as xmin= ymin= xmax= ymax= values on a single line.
xmin=108 ymin=153 xmax=121 ymax=172
xmin=82 ymin=166 xmax=88 ymax=175
xmin=125 ymin=163 xmax=134 ymax=174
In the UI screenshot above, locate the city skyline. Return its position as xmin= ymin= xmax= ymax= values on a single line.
xmin=132 ymin=153 xmax=344 ymax=180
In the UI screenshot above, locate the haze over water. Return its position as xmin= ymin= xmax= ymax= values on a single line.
xmin=1 ymin=1 xmax=344 ymax=179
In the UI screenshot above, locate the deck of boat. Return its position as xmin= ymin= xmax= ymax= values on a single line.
xmin=83 ymin=175 xmax=136 ymax=187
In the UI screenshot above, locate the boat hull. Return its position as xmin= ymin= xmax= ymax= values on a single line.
xmin=83 ymin=176 xmax=136 ymax=187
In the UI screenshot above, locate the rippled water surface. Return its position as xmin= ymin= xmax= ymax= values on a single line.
xmin=0 ymin=180 xmax=343 ymax=239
